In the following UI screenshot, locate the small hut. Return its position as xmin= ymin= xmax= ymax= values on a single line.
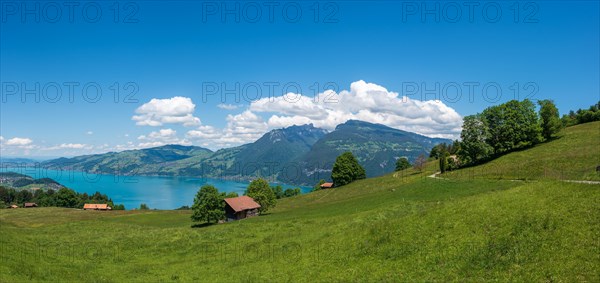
xmin=320 ymin=182 xmax=334 ymax=189
xmin=224 ymin=196 xmax=261 ymax=221
xmin=24 ymin=203 xmax=38 ymax=208
xmin=9 ymin=204 xmax=18 ymax=209
xmin=83 ymin=204 xmax=112 ymax=210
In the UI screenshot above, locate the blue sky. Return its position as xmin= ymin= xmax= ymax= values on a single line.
xmin=1 ymin=1 xmax=598 ymax=157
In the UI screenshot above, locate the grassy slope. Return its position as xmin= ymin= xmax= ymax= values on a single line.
xmin=445 ymin=121 xmax=600 ymax=181
xmin=1 ymin=124 xmax=599 ymax=282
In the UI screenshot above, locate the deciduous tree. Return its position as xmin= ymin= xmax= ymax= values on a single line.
xmin=414 ymin=154 xmax=427 ymax=172
xmin=457 ymin=114 xmax=493 ymax=165
xmin=538 ymin=99 xmax=562 ymax=140
xmin=395 ymin=157 xmax=411 ymax=171
xmin=191 ymin=185 xmax=225 ymax=223
xmin=246 ymin=178 xmax=276 ymax=214
xmin=331 ymin=152 xmax=366 ymax=186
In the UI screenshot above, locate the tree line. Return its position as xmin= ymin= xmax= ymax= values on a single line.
xmin=432 ymin=99 xmax=599 ymax=171
xmin=0 ymin=186 xmax=125 ymax=210
xmin=560 ymin=101 xmax=600 ymax=126
xmin=391 ymin=99 xmax=598 ymax=174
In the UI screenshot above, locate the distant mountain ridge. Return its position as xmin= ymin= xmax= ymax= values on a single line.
xmin=40 ymin=121 xmax=451 ymax=185
xmin=288 ymin=120 xmax=450 ymax=184
xmin=42 ymin=144 xmax=213 ymax=176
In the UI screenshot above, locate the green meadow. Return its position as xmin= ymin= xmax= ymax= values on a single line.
xmin=1 ymin=123 xmax=599 ymax=282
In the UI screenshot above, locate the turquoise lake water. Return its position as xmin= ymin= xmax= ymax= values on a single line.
xmin=1 ymin=167 xmax=310 ymax=210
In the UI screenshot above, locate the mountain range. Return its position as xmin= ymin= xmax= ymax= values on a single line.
xmin=39 ymin=120 xmax=451 ymax=185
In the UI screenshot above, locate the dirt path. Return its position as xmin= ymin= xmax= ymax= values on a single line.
xmin=427 ymin=171 xmax=600 ymax=185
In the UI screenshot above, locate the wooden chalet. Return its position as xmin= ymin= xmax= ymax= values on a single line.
xmin=24 ymin=202 xmax=37 ymax=208
xmin=224 ymin=196 xmax=260 ymax=220
xmin=83 ymin=203 xmax=112 ymax=210
xmin=320 ymin=182 xmax=334 ymax=189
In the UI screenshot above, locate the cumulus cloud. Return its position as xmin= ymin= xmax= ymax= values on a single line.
xmin=138 ymin=128 xmax=191 ymax=148
xmin=5 ymin=137 xmax=33 ymax=146
xmin=86 ymin=131 xmax=93 ymax=135
xmin=186 ymin=125 xmax=222 ymax=140
xmin=186 ymin=110 xmax=268 ymax=149
xmin=132 ymin=96 xmax=201 ymax=127
xmin=217 ymin=104 xmax=240 ymax=110
xmin=250 ymin=80 xmax=462 ymax=138
xmin=0 ymin=137 xmax=37 ymax=156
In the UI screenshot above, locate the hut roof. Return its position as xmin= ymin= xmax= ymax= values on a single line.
xmin=83 ymin=203 xmax=109 ymax=209
xmin=320 ymin=182 xmax=334 ymax=188
xmin=224 ymin=196 xmax=261 ymax=213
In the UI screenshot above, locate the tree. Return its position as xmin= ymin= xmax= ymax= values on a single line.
xmin=191 ymin=185 xmax=225 ymax=223
xmin=414 ymin=154 xmax=427 ymax=172
xmin=224 ymin=192 xmax=238 ymax=198
xmin=113 ymin=204 xmax=126 ymax=210
xmin=331 ymin=152 xmax=366 ymax=186
xmin=395 ymin=157 xmax=411 ymax=171
xmin=271 ymin=185 xmax=284 ymax=199
xmin=246 ymin=178 xmax=276 ymax=214
xmin=457 ymin=114 xmax=493 ymax=165
xmin=55 ymin=188 xmax=79 ymax=208
xmin=538 ymin=99 xmax=562 ymax=140
xmin=283 ymin=188 xmax=301 ymax=198
xmin=429 ymin=145 xmax=441 ymax=159
xmin=482 ymin=99 xmax=541 ymax=154
xmin=439 ymin=151 xmax=449 ymax=174
xmin=139 ymin=203 xmax=149 ymax=210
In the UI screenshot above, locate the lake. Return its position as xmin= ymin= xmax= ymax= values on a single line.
xmin=1 ymin=167 xmax=310 ymax=210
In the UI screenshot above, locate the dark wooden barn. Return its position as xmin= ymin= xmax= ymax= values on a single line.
xmin=224 ymin=196 xmax=261 ymax=221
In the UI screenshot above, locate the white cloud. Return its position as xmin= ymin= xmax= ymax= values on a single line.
xmin=217 ymin=104 xmax=240 ymax=110
xmin=86 ymin=131 xmax=94 ymax=135
xmin=58 ymin=143 xmax=87 ymax=149
xmin=250 ymin=94 xmax=328 ymax=119
xmin=5 ymin=137 xmax=33 ymax=146
xmin=137 ymin=128 xmax=191 ymax=148
xmin=138 ymin=128 xmax=177 ymax=140
xmin=186 ymin=125 xmax=222 ymax=140
xmin=186 ymin=110 xmax=268 ymax=149
xmin=250 ymin=80 xmax=462 ymax=139
xmin=41 ymin=143 xmax=91 ymax=151
xmin=132 ymin=96 xmax=201 ymax=127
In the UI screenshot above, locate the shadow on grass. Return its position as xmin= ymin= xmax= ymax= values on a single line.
xmin=190 ymin=223 xmax=214 ymax=228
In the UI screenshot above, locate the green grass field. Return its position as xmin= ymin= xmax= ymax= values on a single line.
xmin=1 ymin=123 xmax=599 ymax=282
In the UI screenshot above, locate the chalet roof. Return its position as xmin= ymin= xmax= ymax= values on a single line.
xmin=24 ymin=202 xmax=37 ymax=207
xmin=224 ymin=196 xmax=261 ymax=213
xmin=83 ymin=203 xmax=109 ymax=209
xmin=320 ymin=182 xmax=334 ymax=188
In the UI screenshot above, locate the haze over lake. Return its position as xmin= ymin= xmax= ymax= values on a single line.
xmin=1 ymin=167 xmax=309 ymax=210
